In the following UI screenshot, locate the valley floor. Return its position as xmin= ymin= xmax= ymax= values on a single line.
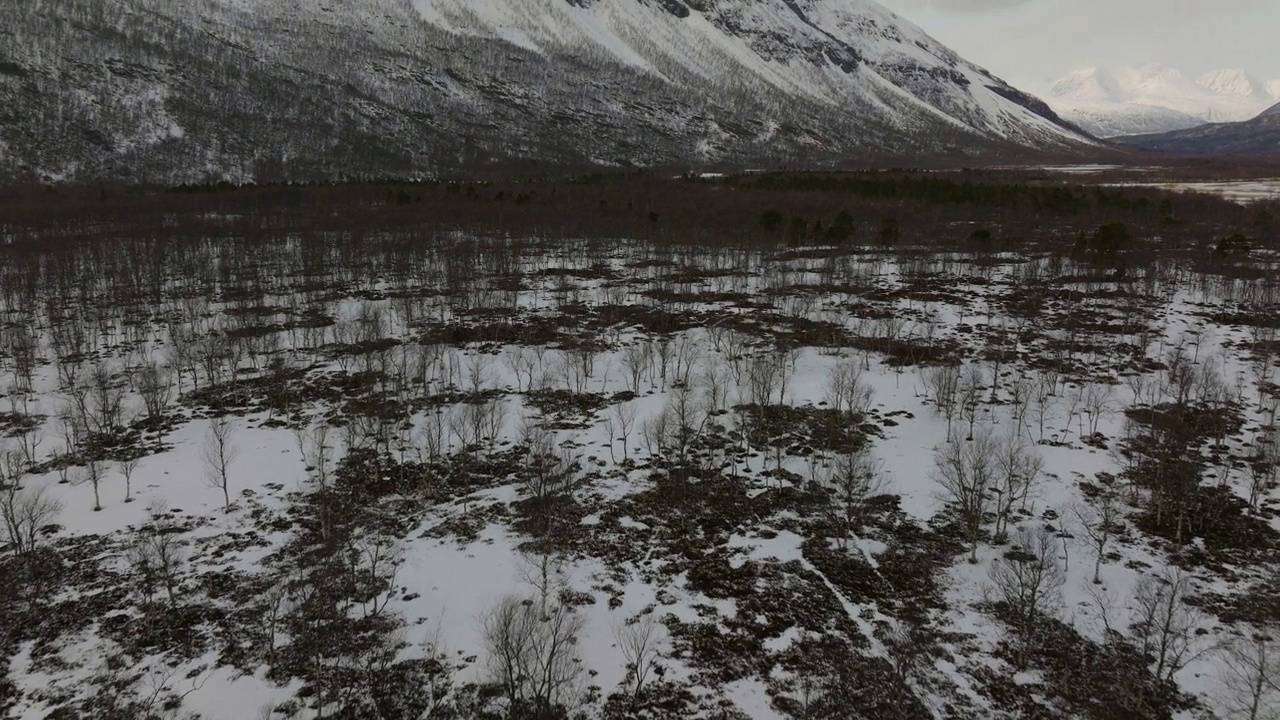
xmin=1 ymin=190 xmax=1279 ymax=720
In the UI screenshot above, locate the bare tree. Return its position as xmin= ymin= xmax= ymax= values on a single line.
xmin=926 ymin=364 xmax=962 ymax=440
xmin=641 ymin=407 xmax=673 ymax=459
xmin=519 ymin=424 xmax=579 ymax=540
xmin=465 ymin=350 xmax=496 ymax=395
xmin=1073 ymin=487 xmax=1121 ymax=584
xmin=75 ymin=459 xmax=106 ymax=512
xmin=88 ymin=361 xmax=128 ymax=434
xmin=1218 ymin=629 xmax=1280 ymax=720
xmin=667 ymin=383 xmax=707 ymax=463
xmin=1082 ymin=381 xmax=1116 ymax=437
xmin=203 ymin=416 xmax=238 ymax=512
xmin=484 ymin=594 xmax=538 ymax=712
xmin=506 ymin=346 xmax=539 ymax=393
xmin=1031 ymin=372 xmax=1057 ymax=444
xmin=296 ymin=422 xmax=334 ymax=540
xmin=621 ymin=341 xmax=653 ymax=395
xmin=818 ymin=446 xmax=885 ymax=552
xmin=483 ymin=593 xmax=586 ymax=718
xmin=447 ymin=402 xmax=479 ymax=450
xmin=14 ymin=427 xmax=42 ymax=470
xmin=988 ymin=525 xmax=1066 ymax=669
xmin=1248 ymin=430 xmax=1278 ymax=515
xmin=117 ymin=456 xmax=140 ymax=503
xmin=702 ymin=363 xmax=732 ymax=415
xmin=959 ymin=365 xmax=985 ymax=441
xmin=137 ymin=359 xmax=173 ymax=422
xmin=654 ymin=338 xmax=675 ymax=389
xmin=555 ymin=351 xmax=590 ymax=394
xmin=826 ymin=359 xmax=873 ymax=418
xmin=743 ymin=351 xmax=783 ymax=407
xmin=128 ymin=503 xmax=186 ymax=607
xmin=775 ymin=347 xmax=800 ymax=405
xmin=671 ymin=335 xmax=702 ymax=388
xmin=934 ymin=427 xmax=999 ymax=562
xmin=1129 ymin=568 xmax=1205 ymax=685
xmin=1061 ymin=382 xmax=1085 ymax=442
xmin=881 ymin=617 xmax=934 ymax=711
xmin=1 ymin=479 xmax=62 ymax=557
xmin=614 ymin=613 xmax=663 ymax=707
xmin=992 ymin=432 xmax=1043 ymax=540
xmin=612 ymin=402 xmax=639 ymax=463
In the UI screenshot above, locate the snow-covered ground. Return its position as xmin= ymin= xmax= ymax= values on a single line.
xmin=1105 ymin=179 xmax=1280 ymax=205
xmin=1 ymin=237 xmax=1277 ymax=719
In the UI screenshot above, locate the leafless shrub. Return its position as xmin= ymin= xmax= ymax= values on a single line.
xmin=1217 ymin=629 xmax=1280 ymax=720
xmin=621 ymin=341 xmax=652 ymax=395
xmin=0 ymin=477 xmax=62 ymax=558
xmin=826 ymin=359 xmax=873 ymax=418
xmin=1129 ymin=568 xmax=1206 ymax=686
xmin=613 ymin=613 xmax=663 ymax=707
xmin=992 ymin=431 xmax=1043 ymax=540
xmin=482 ymin=594 xmax=586 ymax=717
xmin=1081 ymin=381 xmax=1116 ymax=437
xmin=1073 ymin=487 xmax=1122 ymax=585
xmin=934 ymin=426 xmax=998 ymax=562
xmin=816 ymin=446 xmax=885 ymax=551
xmin=988 ymin=524 xmax=1065 ymax=669
xmin=128 ymin=502 xmax=186 ymax=607
xmin=137 ymin=358 xmax=174 ymax=421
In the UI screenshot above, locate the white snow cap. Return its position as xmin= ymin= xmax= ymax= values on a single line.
xmin=1047 ymin=63 xmax=1280 ymax=136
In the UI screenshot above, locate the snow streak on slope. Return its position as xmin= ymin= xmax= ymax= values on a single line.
xmin=411 ymin=0 xmax=1088 ymax=148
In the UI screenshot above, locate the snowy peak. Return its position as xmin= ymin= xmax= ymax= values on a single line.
xmin=1121 ymin=63 xmax=1187 ymax=92
xmin=1047 ymin=64 xmax=1280 ymax=137
xmin=1196 ymin=69 xmax=1270 ymax=99
xmin=1049 ymin=67 xmax=1123 ymax=104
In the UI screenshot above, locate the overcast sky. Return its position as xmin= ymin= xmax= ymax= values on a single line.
xmin=875 ymin=0 xmax=1280 ymax=92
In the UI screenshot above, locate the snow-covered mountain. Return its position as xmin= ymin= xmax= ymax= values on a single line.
xmin=1047 ymin=64 xmax=1280 ymax=138
xmin=1196 ymin=68 xmax=1273 ymax=99
xmin=1120 ymin=100 xmax=1280 ymax=157
xmin=0 ymin=0 xmax=1091 ymax=183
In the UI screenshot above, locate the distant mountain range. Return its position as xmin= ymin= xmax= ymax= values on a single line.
xmin=1047 ymin=65 xmax=1280 ymax=138
xmin=0 ymin=0 xmax=1094 ymax=184
xmin=1119 ymin=101 xmax=1280 ymax=156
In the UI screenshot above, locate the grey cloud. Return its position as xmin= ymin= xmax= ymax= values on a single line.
xmin=879 ymin=0 xmax=1030 ymax=12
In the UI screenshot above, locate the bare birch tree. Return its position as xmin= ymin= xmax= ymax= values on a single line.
xmin=204 ymin=416 xmax=238 ymax=512
xmin=988 ymin=525 xmax=1066 ymax=670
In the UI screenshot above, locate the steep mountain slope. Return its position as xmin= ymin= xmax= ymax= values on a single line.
xmin=1048 ymin=65 xmax=1279 ymax=138
xmin=1120 ymin=101 xmax=1280 ymax=156
xmin=0 ymin=0 xmax=1090 ymax=183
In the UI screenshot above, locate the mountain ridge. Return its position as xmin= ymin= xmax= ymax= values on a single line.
xmin=0 ymin=0 xmax=1092 ymax=183
xmin=1047 ymin=64 xmax=1279 ymax=138
xmin=1119 ymin=100 xmax=1280 ymax=156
